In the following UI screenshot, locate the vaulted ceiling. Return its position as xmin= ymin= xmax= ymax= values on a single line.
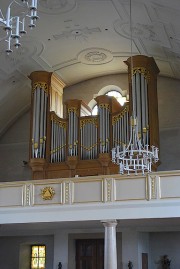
xmin=0 ymin=0 xmax=180 ymax=137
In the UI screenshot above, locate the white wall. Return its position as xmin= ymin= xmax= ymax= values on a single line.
xmin=157 ymin=76 xmax=180 ymax=172
xmin=54 ymin=231 xmax=69 ymax=269
xmin=122 ymin=231 xmax=150 ymax=269
xmin=138 ymin=233 xmax=150 ymax=269
xmin=63 ymin=74 xmax=128 ymax=106
xmin=122 ymin=230 xmax=139 ymax=269
xmin=0 ymin=235 xmax=54 ymax=269
xmin=158 ymin=128 xmax=180 ymax=171
xmin=150 ymin=232 xmax=180 ymax=269
xmin=0 ymin=110 xmax=31 ymax=182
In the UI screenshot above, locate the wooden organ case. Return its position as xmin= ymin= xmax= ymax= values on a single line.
xmin=29 ymin=55 xmax=160 ymax=180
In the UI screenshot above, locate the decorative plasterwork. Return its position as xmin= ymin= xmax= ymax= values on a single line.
xmin=114 ymin=21 xmax=171 ymax=48
xmin=53 ymin=27 xmax=101 ymax=41
xmin=0 ymin=49 xmax=27 ymax=75
xmin=41 ymin=186 xmax=55 ymax=200
xmin=0 ymin=38 xmax=44 ymax=76
xmin=77 ymin=48 xmax=113 ymax=65
xmin=39 ymin=0 xmax=76 ymax=14
xmin=25 ymin=184 xmax=32 ymax=206
xmin=104 ymin=178 xmax=114 ymax=202
xmin=64 ymin=181 xmax=71 ymax=204
xmin=147 ymin=174 xmax=157 ymax=200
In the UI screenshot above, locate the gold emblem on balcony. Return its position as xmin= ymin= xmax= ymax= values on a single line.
xmin=41 ymin=187 xmax=55 ymax=200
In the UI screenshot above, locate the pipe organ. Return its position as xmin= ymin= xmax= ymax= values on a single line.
xmin=29 ymin=55 xmax=160 ymax=180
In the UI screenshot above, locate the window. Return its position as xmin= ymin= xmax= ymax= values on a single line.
xmin=92 ymin=104 xmax=98 ymax=115
xmin=31 ymin=245 xmax=46 ymax=269
xmin=91 ymin=90 xmax=126 ymax=115
xmin=106 ymin=90 xmax=122 ymax=98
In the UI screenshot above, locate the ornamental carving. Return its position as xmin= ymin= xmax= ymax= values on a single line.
xmin=112 ymin=106 xmax=129 ymax=125
xmin=32 ymin=82 xmax=48 ymax=93
xmin=133 ymin=67 xmax=150 ymax=81
xmin=78 ymin=48 xmax=113 ymax=65
xmin=114 ymin=21 xmax=157 ymax=41
xmin=99 ymin=103 xmax=110 ymax=109
xmin=54 ymin=27 xmax=101 ymax=40
xmin=39 ymin=0 xmax=76 ymax=14
xmin=80 ymin=118 xmax=98 ymax=128
xmin=41 ymin=187 xmax=55 ymax=200
xmin=85 ymin=52 xmax=107 ymax=63
xmin=51 ymin=114 xmax=67 ymax=128
xmin=68 ymin=107 xmax=78 ymax=114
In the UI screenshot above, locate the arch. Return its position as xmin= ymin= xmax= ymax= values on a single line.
xmin=97 ymin=85 xmax=125 ymax=96
xmin=88 ymin=85 xmax=127 ymax=115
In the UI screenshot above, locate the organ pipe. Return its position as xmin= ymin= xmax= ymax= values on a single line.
xmin=80 ymin=118 xmax=98 ymax=160
xmin=34 ymin=87 xmax=40 ymax=158
xmin=50 ymin=113 xmax=66 ymax=163
xmin=32 ymin=89 xmax=37 ymax=158
xmin=31 ymin=83 xmax=48 ymax=159
xmin=112 ymin=106 xmax=129 ymax=152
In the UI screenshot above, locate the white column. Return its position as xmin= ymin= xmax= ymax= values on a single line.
xmin=102 ymin=219 xmax=118 ymax=269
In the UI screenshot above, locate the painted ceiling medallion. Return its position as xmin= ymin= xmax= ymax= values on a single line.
xmin=39 ymin=0 xmax=76 ymax=14
xmin=114 ymin=21 xmax=157 ymax=41
xmin=41 ymin=186 xmax=55 ymax=200
xmin=85 ymin=52 xmax=107 ymax=63
xmin=78 ymin=48 xmax=113 ymax=65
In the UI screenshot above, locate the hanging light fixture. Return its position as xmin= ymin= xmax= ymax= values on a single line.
xmin=0 ymin=0 xmax=39 ymax=54
xmin=111 ymin=0 xmax=159 ymax=175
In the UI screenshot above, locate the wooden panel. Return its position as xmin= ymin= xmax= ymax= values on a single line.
xmin=142 ymin=253 xmax=148 ymax=269
xmin=76 ymin=239 xmax=104 ymax=269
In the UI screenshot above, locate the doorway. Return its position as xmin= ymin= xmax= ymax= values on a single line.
xmin=142 ymin=253 xmax=148 ymax=269
xmin=76 ymin=239 xmax=104 ymax=269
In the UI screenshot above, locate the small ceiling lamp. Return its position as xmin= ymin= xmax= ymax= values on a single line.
xmin=111 ymin=0 xmax=159 ymax=175
xmin=0 ymin=0 xmax=39 ymax=54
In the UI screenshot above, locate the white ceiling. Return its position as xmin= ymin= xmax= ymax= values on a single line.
xmin=1 ymin=218 xmax=180 ymax=236
xmin=0 ymin=0 xmax=180 ymax=136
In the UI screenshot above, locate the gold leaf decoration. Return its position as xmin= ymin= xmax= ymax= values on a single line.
xmin=41 ymin=187 xmax=55 ymax=200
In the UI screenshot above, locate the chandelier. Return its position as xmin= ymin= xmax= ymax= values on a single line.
xmin=111 ymin=0 xmax=159 ymax=175
xmin=112 ymin=116 xmax=159 ymax=175
xmin=0 ymin=0 xmax=39 ymax=54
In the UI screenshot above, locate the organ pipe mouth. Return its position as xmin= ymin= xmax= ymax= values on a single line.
xmin=131 ymin=117 xmax=137 ymax=126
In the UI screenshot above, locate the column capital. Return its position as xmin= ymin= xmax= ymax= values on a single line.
xmin=101 ymin=219 xmax=118 ymax=227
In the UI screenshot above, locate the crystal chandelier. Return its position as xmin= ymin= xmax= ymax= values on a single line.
xmin=0 ymin=0 xmax=39 ymax=54
xmin=111 ymin=0 xmax=159 ymax=175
